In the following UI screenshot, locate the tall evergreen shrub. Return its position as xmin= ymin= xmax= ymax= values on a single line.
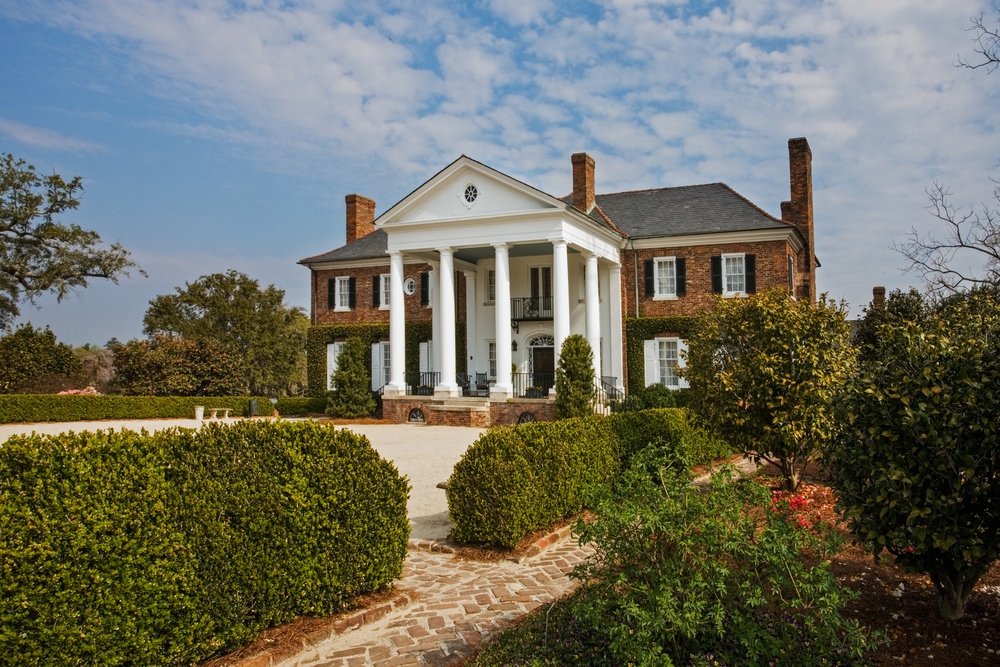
xmin=326 ymin=337 xmax=376 ymax=418
xmin=555 ymin=334 xmax=595 ymax=419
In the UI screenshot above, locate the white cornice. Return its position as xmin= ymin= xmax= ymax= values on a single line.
xmin=629 ymin=228 xmax=804 ymax=253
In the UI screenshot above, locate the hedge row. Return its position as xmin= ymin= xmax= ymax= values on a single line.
xmin=0 ymin=421 xmax=410 ymax=666
xmin=448 ymin=408 xmax=729 ymax=548
xmin=275 ymin=396 xmax=329 ymax=416
xmin=0 ymin=394 xmax=273 ymax=424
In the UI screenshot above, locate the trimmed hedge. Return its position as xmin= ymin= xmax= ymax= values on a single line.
xmin=624 ymin=316 xmax=697 ymax=395
xmin=448 ymin=408 xmax=728 ymax=549
xmin=275 ymin=396 xmax=328 ymax=416
xmin=0 ymin=420 xmax=410 ymax=665
xmin=0 ymin=394 xmax=272 ymax=424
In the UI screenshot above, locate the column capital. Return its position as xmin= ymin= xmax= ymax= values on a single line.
xmin=550 ymin=238 xmax=568 ymax=249
xmin=584 ymin=250 xmax=598 ymax=261
xmin=435 ymin=246 xmax=454 ymax=255
xmin=462 ymin=269 xmax=477 ymax=278
xmin=492 ymin=242 xmax=510 ymax=251
xmin=388 ymin=250 xmax=403 ymax=258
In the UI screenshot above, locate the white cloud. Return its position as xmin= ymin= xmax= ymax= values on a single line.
xmin=0 ymin=117 xmax=106 ymax=152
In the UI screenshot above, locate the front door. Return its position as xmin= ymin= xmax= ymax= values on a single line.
xmin=532 ymin=347 xmax=555 ymax=394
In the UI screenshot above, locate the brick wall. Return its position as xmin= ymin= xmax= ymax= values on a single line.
xmin=381 ymin=396 xmax=556 ymax=427
xmin=491 ymin=399 xmax=557 ymax=426
xmin=312 ymin=262 xmax=468 ymax=326
xmin=619 ymin=239 xmax=803 ymax=318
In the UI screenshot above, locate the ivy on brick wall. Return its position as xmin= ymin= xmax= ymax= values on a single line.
xmin=624 ymin=316 xmax=698 ymax=395
xmin=307 ymin=322 xmax=467 ymax=397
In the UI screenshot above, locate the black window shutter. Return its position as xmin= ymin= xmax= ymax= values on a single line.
xmin=348 ymin=277 xmax=356 ymax=308
xmin=327 ymin=278 xmax=336 ymax=309
xmin=372 ymin=275 xmax=380 ymax=307
xmin=420 ymin=272 xmax=429 ymax=305
xmin=644 ymin=260 xmax=654 ymax=296
xmin=745 ymin=254 xmax=757 ymax=294
xmin=676 ymin=258 xmax=686 ymax=297
xmin=711 ymin=256 xmax=723 ymax=294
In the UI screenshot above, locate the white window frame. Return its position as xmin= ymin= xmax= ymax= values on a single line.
xmin=486 ymin=269 xmax=496 ymax=303
xmin=334 ymin=277 xmax=351 ymax=312
xmin=653 ymin=256 xmax=677 ymax=300
xmin=381 ymin=341 xmax=391 ymax=387
xmin=487 ymin=340 xmax=497 ymax=379
xmin=380 ymin=273 xmax=391 ymax=309
xmin=788 ymin=255 xmax=795 ymax=295
xmin=722 ymin=253 xmax=746 ymax=297
xmin=528 ymin=264 xmax=553 ymax=299
xmin=643 ymin=337 xmax=689 ymax=389
xmin=326 ymin=341 xmax=345 ymax=390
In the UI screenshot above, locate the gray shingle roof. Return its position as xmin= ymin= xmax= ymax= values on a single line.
xmin=299 ymin=229 xmax=388 ymax=265
xmin=564 ymin=182 xmax=793 ymax=239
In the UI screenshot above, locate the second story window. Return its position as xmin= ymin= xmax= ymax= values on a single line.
xmin=487 ymin=269 xmax=496 ymax=303
xmin=655 ymin=258 xmax=676 ymax=297
xmin=336 ymin=277 xmax=351 ymax=311
xmin=723 ymin=254 xmax=745 ymax=294
xmin=381 ymin=274 xmax=391 ymax=308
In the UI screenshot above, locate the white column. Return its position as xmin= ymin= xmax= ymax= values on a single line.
xmin=429 ymin=260 xmax=440 ymax=377
xmin=435 ymin=248 xmax=459 ymax=397
xmin=492 ymin=243 xmax=513 ymax=399
xmin=585 ymin=253 xmax=601 ymax=380
xmin=386 ymin=251 xmax=406 ymax=395
xmin=552 ymin=239 xmax=570 ymax=366
xmin=609 ymin=263 xmax=624 ymax=394
xmin=464 ymin=270 xmax=477 ymax=375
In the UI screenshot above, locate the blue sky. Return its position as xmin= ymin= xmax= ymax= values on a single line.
xmin=2 ymin=0 xmax=998 ymax=345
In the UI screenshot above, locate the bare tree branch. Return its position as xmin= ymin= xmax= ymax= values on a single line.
xmin=958 ymin=11 xmax=1000 ymax=73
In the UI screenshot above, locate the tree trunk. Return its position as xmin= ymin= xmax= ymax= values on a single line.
xmin=930 ymin=568 xmax=980 ymax=620
xmin=781 ymin=459 xmax=799 ymax=491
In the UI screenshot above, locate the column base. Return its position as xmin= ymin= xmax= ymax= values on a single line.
xmin=383 ymin=383 xmax=407 ymax=398
xmin=490 ymin=385 xmax=514 ymax=401
xmin=434 ymin=384 xmax=461 ymax=399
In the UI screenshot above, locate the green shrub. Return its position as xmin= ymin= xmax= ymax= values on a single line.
xmin=327 ymin=337 xmax=376 ymax=418
xmin=0 ymin=420 xmax=410 ymax=665
xmin=568 ymin=457 xmax=879 ymax=666
xmin=0 ymin=323 xmax=82 ymax=393
xmin=275 ymin=396 xmax=327 ymax=416
xmin=0 ymin=394 xmax=272 ymax=424
xmin=110 ymin=335 xmax=246 ymax=396
xmin=447 ymin=408 xmax=726 ymax=549
xmin=554 ymin=334 xmax=595 ymax=419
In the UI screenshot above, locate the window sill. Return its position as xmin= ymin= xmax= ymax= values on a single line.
xmin=653 ymin=295 xmax=679 ymax=301
xmin=483 ymin=302 xmax=495 ymax=307
xmin=722 ymin=292 xmax=749 ymax=299
xmin=333 ymin=307 xmax=351 ymax=312
xmin=379 ymin=305 xmax=390 ymax=311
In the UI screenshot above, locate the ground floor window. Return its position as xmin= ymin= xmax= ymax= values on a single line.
xmin=643 ymin=337 xmax=689 ymax=389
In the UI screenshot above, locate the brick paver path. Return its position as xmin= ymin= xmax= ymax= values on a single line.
xmin=275 ymin=539 xmax=595 ymax=667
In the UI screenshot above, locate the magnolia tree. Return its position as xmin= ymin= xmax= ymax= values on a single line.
xmin=828 ymin=288 xmax=1000 ymax=620
xmin=683 ymin=288 xmax=853 ymax=491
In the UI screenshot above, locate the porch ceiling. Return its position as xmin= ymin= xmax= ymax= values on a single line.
xmin=453 ymin=242 xmax=580 ymax=264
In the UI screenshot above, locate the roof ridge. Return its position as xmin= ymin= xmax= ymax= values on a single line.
xmin=592 ymin=204 xmax=627 ymax=236
xmin=715 ymin=183 xmax=792 ymax=227
xmin=596 ymin=182 xmax=724 ymax=197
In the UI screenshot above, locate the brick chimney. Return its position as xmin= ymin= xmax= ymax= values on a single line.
xmin=345 ymin=194 xmax=376 ymax=244
xmin=782 ymin=138 xmax=815 ymax=302
xmin=872 ymin=286 xmax=886 ymax=309
xmin=571 ymin=153 xmax=595 ymax=214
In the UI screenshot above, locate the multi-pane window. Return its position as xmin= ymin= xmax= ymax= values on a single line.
xmin=788 ymin=255 xmax=795 ymax=292
xmin=381 ymin=342 xmax=391 ymax=387
xmin=380 ymin=274 xmax=391 ymax=308
xmin=487 ymin=269 xmax=496 ymax=302
xmin=655 ymin=258 xmax=676 ymax=297
xmin=723 ymin=254 xmax=745 ymax=294
xmin=336 ymin=277 xmax=351 ymax=310
xmin=488 ymin=341 xmax=497 ymax=378
xmin=530 ymin=267 xmax=552 ymax=299
xmin=326 ymin=341 xmax=345 ymax=389
xmin=658 ymin=340 xmax=679 ymax=387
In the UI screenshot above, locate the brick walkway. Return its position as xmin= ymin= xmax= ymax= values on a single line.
xmin=275 ymin=539 xmax=595 ymax=667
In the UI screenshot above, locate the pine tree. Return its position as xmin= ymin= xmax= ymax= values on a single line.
xmin=326 ymin=337 xmax=376 ymax=418
xmin=555 ymin=334 xmax=595 ymax=419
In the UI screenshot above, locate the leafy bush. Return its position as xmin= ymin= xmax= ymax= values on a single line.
xmin=829 ymin=287 xmax=1000 ymax=620
xmin=554 ymin=334 xmax=595 ymax=419
xmin=111 ymin=335 xmax=246 ymax=396
xmin=568 ymin=456 xmax=878 ymax=666
xmin=0 ymin=394 xmax=271 ymax=424
xmin=327 ymin=337 xmax=376 ymax=418
xmin=275 ymin=396 xmax=327 ymax=416
xmin=685 ymin=288 xmax=854 ymax=490
xmin=0 ymin=421 xmax=410 ymax=665
xmin=0 ymin=323 xmax=82 ymax=393
xmin=447 ymin=408 xmax=727 ymax=548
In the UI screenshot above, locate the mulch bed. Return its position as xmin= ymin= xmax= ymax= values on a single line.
xmin=757 ymin=464 xmax=1000 ymax=666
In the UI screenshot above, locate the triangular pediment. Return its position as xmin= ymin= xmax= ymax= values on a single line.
xmin=376 ymin=157 xmax=564 ymax=227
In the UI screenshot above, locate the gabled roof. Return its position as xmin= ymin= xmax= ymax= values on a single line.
xmin=562 ymin=183 xmax=794 ymax=239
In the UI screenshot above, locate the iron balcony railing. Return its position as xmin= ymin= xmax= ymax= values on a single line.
xmin=510 ymin=296 xmax=553 ymax=321
xmin=405 ymin=371 xmax=439 ymax=395
xmin=512 ymin=372 xmax=555 ymax=399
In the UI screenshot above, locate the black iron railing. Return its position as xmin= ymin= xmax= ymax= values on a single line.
xmin=458 ymin=373 xmax=492 ymax=397
xmin=513 ymin=372 xmax=555 ymax=399
xmin=511 ymin=296 xmax=553 ymax=321
xmin=405 ymin=371 xmax=439 ymax=395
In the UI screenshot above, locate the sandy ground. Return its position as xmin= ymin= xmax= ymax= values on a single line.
xmin=0 ymin=418 xmax=482 ymax=542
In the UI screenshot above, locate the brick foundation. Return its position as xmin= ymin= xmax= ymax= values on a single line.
xmin=381 ymin=396 xmax=556 ymax=427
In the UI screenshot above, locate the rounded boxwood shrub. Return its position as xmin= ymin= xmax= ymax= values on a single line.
xmin=0 ymin=420 xmax=409 ymax=665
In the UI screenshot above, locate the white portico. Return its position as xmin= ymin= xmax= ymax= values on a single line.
xmin=377 ymin=156 xmax=624 ymax=401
